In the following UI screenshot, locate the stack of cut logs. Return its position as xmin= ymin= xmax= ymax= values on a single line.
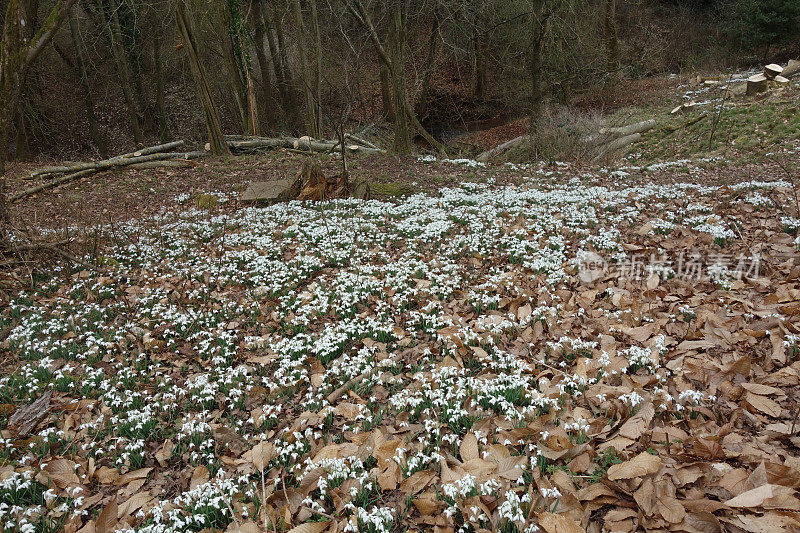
xmin=474 ymin=119 xmax=656 ymax=162
xmin=747 ymin=62 xmax=794 ymax=96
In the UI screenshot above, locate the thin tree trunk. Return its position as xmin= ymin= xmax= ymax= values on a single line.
xmin=262 ymin=3 xmax=290 ymax=121
xmin=14 ymin=109 xmax=30 ymax=159
xmin=603 ymin=0 xmax=620 ymax=74
xmin=111 ymin=1 xmax=152 ymax=130
xmin=152 ymin=26 xmax=168 ymax=143
xmin=175 ymin=0 xmax=230 ymax=155
xmin=69 ymin=11 xmax=107 ymax=156
xmin=473 ymin=14 xmax=486 ymax=101
xmin=309 ymin=0 xmax=322 ymax=136
xmin=527 ymin=1 xmax=554 ymax=133
xmin=379 ymin=64 xmax=393 ymax=121
xmin=220 ymin=2 xmax=249 ymax=133
xmin=96 ymin=0 xmax=142 ymax=143
xmin=1 ymin=0 xmax=80 ymax=175
xmin=388 ymin=5 xmax=411 ymax=153
xmin=292 ymin=0 xmax=319 ymax=137
xmin=345 ymin=0 xmax=444 ymax=153
xmin=268 ymin=3 xmax=300 ymax=128
xmin=417 ymin=11 xmax=439 ymax=119
xmin=252 ymin=0 xmax=275 ymax=132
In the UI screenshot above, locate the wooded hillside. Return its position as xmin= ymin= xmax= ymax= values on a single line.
xmin=1 ymin=0 xmax=798 ymax=168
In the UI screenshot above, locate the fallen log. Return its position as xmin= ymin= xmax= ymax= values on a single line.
xmin=475 ymin=135 xmax=529 ymax=162
xmin=594 ymin=132 xmax=641 ymax=160
xmin=599 ymin=119 xmax=656 ymax=137
xmin=345 ymin=133 xmax=382 ymax=151
xmin=128 ymin=159 xmax=201 ymax=170
xmin=784 ymin=59 xmax=800 ymax=78
xmin=11 ymin=151 xmax=206 ymax=203
xmin=224 ymin=136 xmax=384 ymax=155
xmin=28 ymin=140 xmax=187 ymax=179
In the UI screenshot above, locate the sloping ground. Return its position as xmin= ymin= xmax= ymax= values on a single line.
xmin=620 ymin=85 xmax=800 ymax=165
xmin=2 ymin=157 xmax=800 ymax=532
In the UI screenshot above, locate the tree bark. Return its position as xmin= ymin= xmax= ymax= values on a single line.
xmin=267 ymin=2 xmax=300 ymax=129
xmin=152 ymin=20 xmax=168 ymax=143
xmin=527 ymin=1 xmax=555 ymax=134
xmin=111 ymin=1 xmax=152 ymax=130
xmin=252 ymin=0 xmax=275 ymax=132
xmin=219 ymin=1 xmax=250 ymax=134
xmin=379 ymin=64 xmax=393 ymax=121
xmin=345 ymin=0 xmax=445 ymax=153
xmin=309 ymin=0 xmax=323 ymax=136
xmin=473 ymin=16 xmax=487 ymax=101
xmin=69 ymin=11 xmax=107 ymax=157
xmin=292 ymin=0 xmax=320 ymax=138
xmin=388 ymin=5 xmax=411 ymax=153
xmin=603 ymin=0 xmax=620 ymax=74
xmin=96 ymin=0 xmax=142 ymax=143
xmin=1 ymin=0 xmax=80 ymax=175
xmin=416 ymin=10 xmax=439 ymax=119
xmin=175 ymin=0 xmax=230 ymax=155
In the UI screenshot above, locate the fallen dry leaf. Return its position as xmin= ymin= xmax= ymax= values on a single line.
xmin=538 ymin=511 xmax=584 ymax=533
xmin=607 ymin=452 xmax=662 ymax=481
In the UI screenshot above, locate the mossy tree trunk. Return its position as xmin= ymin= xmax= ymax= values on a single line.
xmin=1 ymin=0 xmax=80 ymax=176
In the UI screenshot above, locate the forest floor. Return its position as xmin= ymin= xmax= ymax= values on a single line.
xmin=1 ymin=75 xmax=800 ymax=533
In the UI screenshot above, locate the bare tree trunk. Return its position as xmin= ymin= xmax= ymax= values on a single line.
xmin=152 ymin=26 xmax=168 ymax=143
xmin=112 ymin=1 xmax=152 ymax=130
xmin=291 ymin=0 xmax=320 ymax=137
xmin=527 ymin=1 xmax=555 ymax=133
xmin=14 ymin=108 xmax=30 ymax=159
xmin=603 ymin=0 xmax=620 ymax=74
xmin=345 ymin=0 xmax=446 ymax=153
xmin=379 ymin=64 xmax=393 ymax=121
xmin=219 ymin=1 xmax=250 ymax=134
xmin=175 ymin=0 xmax=230 ymax=155
xmin=96 ymin=0 xmax=142 ymax=143
xmin=267 ymin=2 xmax=301 ymax=128
xmin=473 ymin=18 xmax=487 ymax=101
xmin=309 ymin=0 xmax=323 ymax=136
xmin=417 ymin=10 xmax=439 ymax=119
xmin=1 ymin=0 xmax=80 ymax=176
xmin=388 ymin=5 xmax=411 ymax=153
xmin=252 ymin=0 xmax=275 ymax=132
xmin=69 ymin=11 xmax=107 ymax=156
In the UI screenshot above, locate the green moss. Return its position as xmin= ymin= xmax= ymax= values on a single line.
xmin=195 ymin=194 xmax=219 ymax=209
xmin=369 ymin=182 xmax=413 ymax=198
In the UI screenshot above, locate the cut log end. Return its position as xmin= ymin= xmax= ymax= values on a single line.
xmin=764 ymin=64 xmax=783 ymax=80
xmin=746 ymin=74 xmax=768 ymax=96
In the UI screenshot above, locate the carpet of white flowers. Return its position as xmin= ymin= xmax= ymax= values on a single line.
xmin=2 ymin=162 xmax=800 ymax=533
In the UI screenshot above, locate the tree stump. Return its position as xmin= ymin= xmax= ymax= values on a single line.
xmin=746 ymin=74 xmax=768 ymax=96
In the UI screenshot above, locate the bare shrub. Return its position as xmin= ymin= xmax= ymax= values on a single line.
xmin=506 ymin=106 xmax=604 ymax=163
